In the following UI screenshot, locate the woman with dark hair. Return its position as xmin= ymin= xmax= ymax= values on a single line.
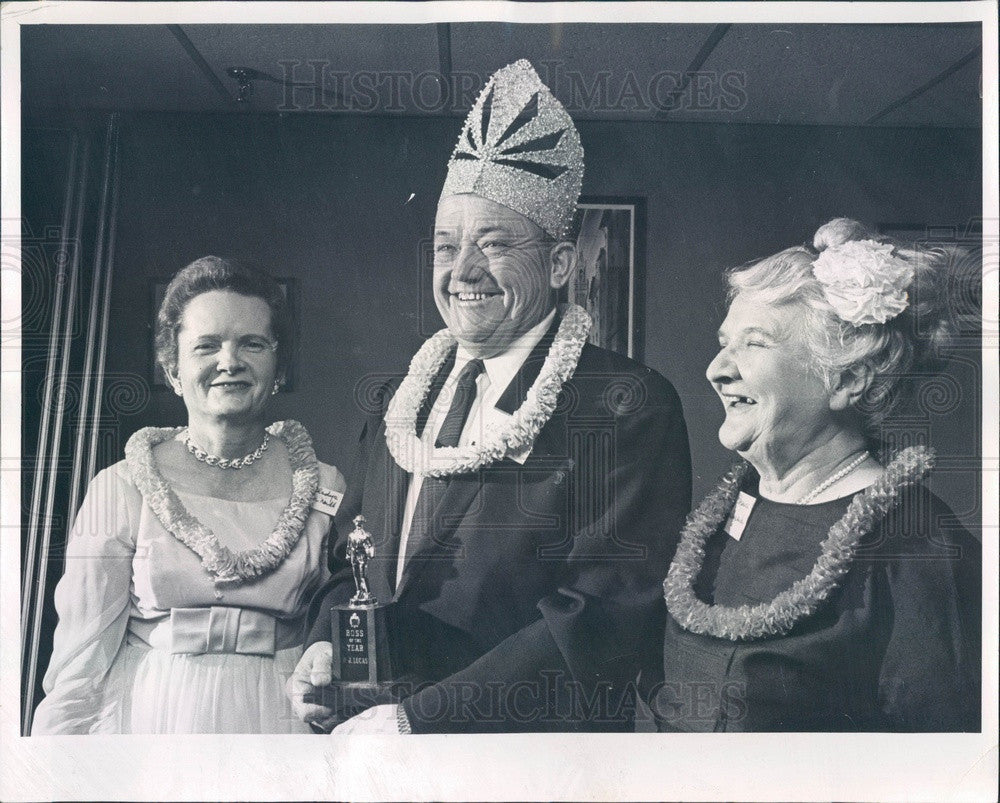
xmin=33 ymin=256 xmax=344 ymax=734
xmin=648 ymin=219 xmax=980 ymax=732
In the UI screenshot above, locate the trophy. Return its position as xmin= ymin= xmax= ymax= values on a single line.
xmin=320 ymin=515 xmax=399 ymax=717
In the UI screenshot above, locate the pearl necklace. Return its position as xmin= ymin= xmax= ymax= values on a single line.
xmin=795 ymin=451 xmax=870 ymax=504
xmin=183 ymin=430 xmax=270 ymax=470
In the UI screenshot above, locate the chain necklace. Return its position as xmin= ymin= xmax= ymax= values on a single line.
xmin=183 ymin=429 xmax=270 ymax=470
xmin=795 ymin=451 xmax=870 ymax=504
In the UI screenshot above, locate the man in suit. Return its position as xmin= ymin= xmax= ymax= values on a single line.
xmin=288 ymin=59 xmax=691 ymax=733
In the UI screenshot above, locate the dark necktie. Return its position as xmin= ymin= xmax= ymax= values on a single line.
xmin=403 ymin=358 xmax=485 ymax=572
xmin=434 ymin=358 xmax=485 ymax=448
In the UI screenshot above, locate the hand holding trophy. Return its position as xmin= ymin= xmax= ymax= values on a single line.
xmin=297 ymin=515 xmax=399 ymax=731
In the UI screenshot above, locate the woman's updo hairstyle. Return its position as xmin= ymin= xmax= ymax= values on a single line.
xmin=155 ymin=256 xmax=294 ymax=381
xmin=727 ymin=217 xmax=958 ymax=433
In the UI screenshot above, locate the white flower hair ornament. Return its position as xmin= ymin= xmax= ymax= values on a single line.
xmin=811 ymin=239 xmax=915 ymax=326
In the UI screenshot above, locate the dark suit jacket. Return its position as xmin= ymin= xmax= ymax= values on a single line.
xmin=308 ymin=329 xmax=691 ymax=732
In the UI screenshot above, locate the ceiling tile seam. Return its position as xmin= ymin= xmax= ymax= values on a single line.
xmin=654 ymin=23 xmax=732 ymax=122
xmin=866 ymin=46 xmax=982 ymax=125
xmin=167 ymin=24 xmax=237 ymax=108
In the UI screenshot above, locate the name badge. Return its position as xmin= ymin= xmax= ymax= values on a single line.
xmin=724 ymin=491 xmax=756 ymax=541
xmin=506 ymin=444 xmax=532 ymax=465
xmin=312 ymin=487 xmax=343 ymax=517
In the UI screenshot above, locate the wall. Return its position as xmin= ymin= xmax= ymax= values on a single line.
xmin=88 ymin=111 xmax=981 ymax=515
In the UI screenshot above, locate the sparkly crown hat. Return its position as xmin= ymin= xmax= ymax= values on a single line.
xmin=441 ymin=59 xmax=585 ymax=240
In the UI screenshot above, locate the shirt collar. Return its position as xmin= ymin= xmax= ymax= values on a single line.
xmin=455 ymin=308 xmax=557 ymax=393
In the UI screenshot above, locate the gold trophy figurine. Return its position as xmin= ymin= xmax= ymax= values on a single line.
xmin=346 ymin=515 xmax=376 ymax=607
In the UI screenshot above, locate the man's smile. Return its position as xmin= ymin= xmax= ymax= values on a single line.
xmin=451 ymin=289 xmax=502 ymax=301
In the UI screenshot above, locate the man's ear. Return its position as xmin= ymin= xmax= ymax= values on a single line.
xmin=829 ymin=365 xmax=873 ymax=411
xmin=548 ymin=242 xmax=577 ymax=290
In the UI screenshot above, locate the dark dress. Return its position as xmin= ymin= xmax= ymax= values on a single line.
xmin=646 ymin=481 xmax=981 ymax=732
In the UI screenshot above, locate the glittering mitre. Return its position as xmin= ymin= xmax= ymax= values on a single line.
xmin=441 ymin=59 xmax=585 ymax=240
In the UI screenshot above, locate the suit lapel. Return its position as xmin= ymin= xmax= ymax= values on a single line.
xmin=493 ymin=314 xmax=567 ymax=461
xmin=417 ymin=348 xmax=456 ymax=437
xmin=377 ymin=348 xmax=456 ymax=598
xmin=362 ymin=349 xmax=458 ymax=600
xmin=493 ymin=315 xmax=559 ymax=414
xmin=394 ymin=472 xmax=482 ymax=599
xmin=363 ymin=421 xmax=408 ymax=602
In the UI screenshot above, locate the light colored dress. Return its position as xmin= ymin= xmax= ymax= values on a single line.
xmin=32 ymin=457 xmax=344 ymax=734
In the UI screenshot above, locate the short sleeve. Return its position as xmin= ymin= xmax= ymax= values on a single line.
xmin=31 ymin=464 xmax=139 ymax=734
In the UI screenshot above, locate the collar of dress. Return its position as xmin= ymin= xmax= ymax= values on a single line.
xmin=384 ymin=303 xmax=592 ymax=477
xmin=124 ymin=419 xmax=319 ymax=586
xmin=663 ymin=445 xmax=935 ymax=641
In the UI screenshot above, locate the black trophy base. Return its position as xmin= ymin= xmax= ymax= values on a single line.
xmin=332 ymin=604 xmax=392 ymax=684
xmin=302 ymin=602 xmax=406 ymax=726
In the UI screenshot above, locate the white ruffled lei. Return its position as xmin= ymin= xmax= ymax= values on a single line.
xmin=385 ymin=304 xmax=592 ymax=477
xmin=125 ymin=419 xmax=319 ymax=586
xmin=811 ymin=239 xmax=915 ymax=326
xmin=663 ymin=445 xmax=934 ymax=641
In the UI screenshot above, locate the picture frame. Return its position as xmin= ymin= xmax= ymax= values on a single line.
xmin=571 ymin=196 xmax=646 ymax=361
xmin=149 ymin=276 xmax=299 ymax=390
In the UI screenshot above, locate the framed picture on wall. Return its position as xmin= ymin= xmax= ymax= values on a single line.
xmin=570 ymin=196 xmax=646 ymax=360
xmin=149 ymin=276 xmax=299 ymax=390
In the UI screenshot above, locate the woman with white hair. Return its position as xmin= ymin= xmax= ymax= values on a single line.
xmin=648 ymin=218 xmax=980 ymax=732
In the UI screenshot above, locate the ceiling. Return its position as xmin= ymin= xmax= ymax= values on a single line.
xmin=20 ymin=22 xmax=983 ymax=127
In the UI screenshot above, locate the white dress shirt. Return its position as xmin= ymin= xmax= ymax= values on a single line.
xmin=395 ymin=309 xmax=557 ymax=586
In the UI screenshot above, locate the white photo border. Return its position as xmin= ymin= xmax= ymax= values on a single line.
xmin=2 ymin=3 xmax=996 ymax=801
